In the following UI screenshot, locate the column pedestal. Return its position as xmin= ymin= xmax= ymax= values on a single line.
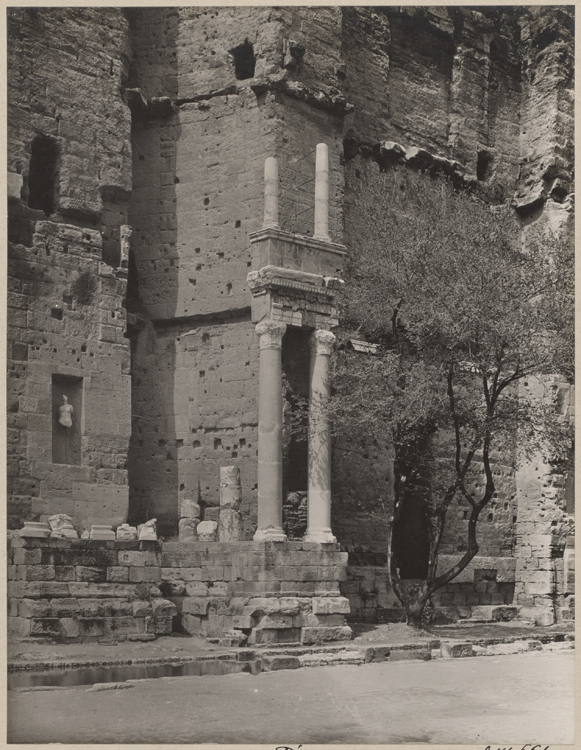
xmin=254 ymin=319 xmax=287 ymax=542
xmin=304 ymin=329 xmax=336 ymax=543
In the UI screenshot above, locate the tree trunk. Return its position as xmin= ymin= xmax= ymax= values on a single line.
xmin=405 ymin=601 xmax=425 ymax=628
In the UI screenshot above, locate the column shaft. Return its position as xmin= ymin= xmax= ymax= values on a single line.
xmin=254 ymin=320 xmax=287 ymax=541
xmin=314 ymin=143 xmax=331 ymax=242
xmin=263 ymin=157 xmax=279 ymax=230
xmin=305 ymin=329 xmax=336 ymax=543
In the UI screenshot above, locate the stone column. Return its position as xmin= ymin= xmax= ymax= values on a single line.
xmin=314 ymin=143 xmax=331 ymax=242
xmin=254 ymin=319 xmax=287 ymax=541
xmin=263 ymin=157 xmax=280 ymax=230
xmin=304 ymin=329 xmax=336 ymax=543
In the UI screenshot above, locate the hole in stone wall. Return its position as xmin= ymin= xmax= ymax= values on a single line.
xmin=227 ymin=282 xmax=232 ymax=295
xmin=28 ymin=135 xmax=60 ymax=216
xmin=51 ymin=307 xmax=64 ymax=320
xmin=193 ymin=440 xmax=201 ymax=448
xmin=230 ymin=40 xmax=256 ymax=80
xmin=214 ymin=438 xmax=222 ymax=450
xmin=235 ymin=220 xmax=241 ymax=228
xmin=202 ymin=333 xmax=210 ymax=343
xmin=203 ymin=197 xmax=209 ymax=205
xmin=477 ymin=150 xmax=493 ymax=181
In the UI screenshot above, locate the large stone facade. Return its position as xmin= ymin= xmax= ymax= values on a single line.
xmin=7 ymin=6 xmax=574 ymax=636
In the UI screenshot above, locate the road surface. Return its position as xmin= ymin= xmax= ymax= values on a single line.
xmin=7 ymin=649 xmax=574 ymax=744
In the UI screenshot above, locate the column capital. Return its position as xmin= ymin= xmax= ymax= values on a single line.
xmin=311 ymin=328 xmax=336 ymax=356
xmin=256 ymin=319 xmax=287 ymax=350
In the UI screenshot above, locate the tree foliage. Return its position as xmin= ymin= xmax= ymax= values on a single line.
xmin=330 ymin=166 xmax=574 ymax=626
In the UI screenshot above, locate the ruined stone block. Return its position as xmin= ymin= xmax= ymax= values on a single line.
xmin=300 ymin=625 xmax=352 ymax=645
xmin=59 ymin=617 xmax=80 ymax=638
xmin=132 ymin=601 xmax=152 ymax=618
xmin=77 ymin=617 xmax=106 ymax=637
xmin=147 ymin=615 xmax=173 ymax=635
xmin=441 ymin=642 xmax=474 ymax=658
xmin=181 ymin=613 xmax=203 ymax=635
xmin=21 ymin=564 xmax=56 ymax=581
xmin=182 ymin=598 xmax=210 ymax=616
xmin=30 ymin=617 xmax=61 ymax=636
xmin=49 ymin=598 xmax=80 ymax=617
xmin=18 ymin=598 xmax=52 ymax=618
xmin=262 ymin=656 xmax=300 ymax=671
xmin=180 ymin=499 xmax=201 ymax=519
xmin=118 ymin=550 xmax=146 ymax=566
xmin=250 ymin=627 xmax=301 ymax=645
xmin=8 ymin=616 xmax=31 ymax=637
xmin=197 ymin=520 xmax=218 ymax=541
xmin=178 ymin=518 xmax=199 ymax=542
xmin=185 ymin=582 xmax=209 ymax=597
xmin=107 ymin=566 xmax=130 ymax=583
xmin=13 ymin=548 xmax=42 ymax=565
xmin=311 ymin=596 xmax=350 ymax=615
xmin=218 ymin=508 xmax=242 ymax=542
xmin=76 ymin=566 xmax=107 ymax=583
xmin=129 ymin=566 xmax=161 ymax=583
xmin=181 ymin=567 xmax=203 ymax=582
xmin=219 ymin=466 xmax=241 ymax=510
xmin=54 ymin=565 xmax=76 ymax=581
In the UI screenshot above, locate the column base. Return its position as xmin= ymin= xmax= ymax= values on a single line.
xmin=303 ymin=529 xmax=336 ymax=543
xmin=253 ymin=526 xmax=287 ymax=542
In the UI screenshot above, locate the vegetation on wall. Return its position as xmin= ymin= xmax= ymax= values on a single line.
xmin=330 ymin=166 xmax=574 ymax=627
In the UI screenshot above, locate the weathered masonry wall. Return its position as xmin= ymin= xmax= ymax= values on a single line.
xmin=7 ymin=6 xmax=574 ymax=628
xmin=8 ymin=536 xmax=351 ymax=645
xmin=8 ymin=225 xmax=131 ymax=531
xmin=126 ymin=6 xmax=348 ymax=534
xmin=128 ymin=318 xmax=260 ymax=537
xmin=7 ymin=8 xmax=133 ymax=532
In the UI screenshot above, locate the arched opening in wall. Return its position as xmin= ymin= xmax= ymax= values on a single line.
xmin=230 ymin=40 xmax=256 ymax=80
xmin=392 ymin=494 xmax=430 ymax=579
xmin=27 ymin=135 xmax=60 ymax=215
xmin=476 ymin=150 xmax=493 ymax=182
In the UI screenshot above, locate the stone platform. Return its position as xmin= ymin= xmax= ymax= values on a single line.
xmin=7 ymin=536 xmax=352 ymax=645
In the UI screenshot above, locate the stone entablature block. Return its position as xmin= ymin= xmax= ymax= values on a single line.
xmin=249 ymin=228 xmax=345 ymax=278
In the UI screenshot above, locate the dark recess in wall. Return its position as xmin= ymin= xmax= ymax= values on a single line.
xmin=28 ymin=135 xmax=60 ymax=216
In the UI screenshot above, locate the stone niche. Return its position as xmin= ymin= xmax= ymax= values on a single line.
xmin=51 ymin=374 xmax=83 ymax=465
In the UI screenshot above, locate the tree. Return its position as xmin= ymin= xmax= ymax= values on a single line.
xmin=330 ymin=166 xmax=574 ymax=628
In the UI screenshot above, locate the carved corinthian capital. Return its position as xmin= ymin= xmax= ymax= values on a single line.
xmin=255 ymin=319 xmax=287 ymax=350
xmin=312 ymin=328 xmax=336 ymax=356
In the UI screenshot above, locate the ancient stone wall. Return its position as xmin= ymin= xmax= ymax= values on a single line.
xmin=8 ymin=536 xmax=351 ymax=644
xmin=7 ymin=6 xmax=574 ymax=626
xmin=126 ymin=6 xmax=348 ymax=533
xmin=7 ymin=8 xmax=133 ymax=532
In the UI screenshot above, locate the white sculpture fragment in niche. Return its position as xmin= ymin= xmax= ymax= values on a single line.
xmin=58 ymin=395 xmax=73 ymax=428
